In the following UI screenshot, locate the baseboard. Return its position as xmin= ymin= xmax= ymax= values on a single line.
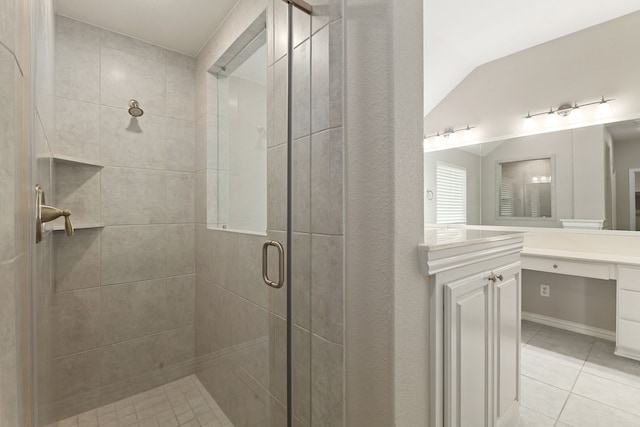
xmin=522 ymin=312 xmax=616 ymax=341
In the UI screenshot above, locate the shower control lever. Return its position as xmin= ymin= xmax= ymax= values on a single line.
xmin=35 ymin=185 xmax=74 ymax=243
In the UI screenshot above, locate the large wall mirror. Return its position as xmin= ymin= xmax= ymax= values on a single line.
xmin=424 ymin=8 xmax=640 ymax=232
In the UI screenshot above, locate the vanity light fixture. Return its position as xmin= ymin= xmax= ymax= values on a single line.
xmin=523 ymin=96 xmax=614 ymax=122
xmin=424 ymin=124 xmax=476 ymax=142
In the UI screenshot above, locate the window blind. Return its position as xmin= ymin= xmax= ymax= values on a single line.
xmin=436 ymin=162 xmax=467 ymax=224
xmin=500 ymin=178 xmax=514 ymax=216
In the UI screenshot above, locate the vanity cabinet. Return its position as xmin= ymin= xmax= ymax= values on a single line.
xmin=616 ymin=266 xmax=640 ymax=360
xmin=419 ymin=230 xmax=524 ymax=427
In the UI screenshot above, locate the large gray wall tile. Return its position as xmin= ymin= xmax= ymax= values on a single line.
xmin=311 ymin=335 xmax=343 ymax=427
xmin=100 ymin=106 xmax=167 ymax=170
xmin=167 ymin=172 xmax=195 ymax=224
xmin=101 ymin=167 xmax=167 ymax=225
xmin=56 ymin=15 xmax=101 ymax=50
xmin=166 ymin=224 xmax=195 ymax=276
xmin=101 ymin=225 xmax=166 ymax=285
xmin=101 ymin=29 xmax=167 ymax=62
xmin=311 ymin=234 xmax=343 ymax=343
xmin=166 ymin=274 xmax=195 ymax=329
xmin=55 ymin=97 xmax=100 ymax=160
xmin=50 ymin=288 xmax=100 ymax=357
xmin=44 ymin=349 xmax=101 ymax=406
xmin=167 ymin=64 xmax=195 ymax=121
xmin=293 ymin=137 xmax=311 ymax=233
xmin=311 ymin=21 xmax=342 ymax=133
xmin=100 ymin=333 xmax=167 ymax=387
xmin=293 ymin=40 xmax=310 ymax=139
xmin=166 ymin=118 xmax=195 ymax=172
xmin=311 ymin=128 xmax=343 ymax=235
xmin=100 ymin=278 xmax=168 ymax=345
xmin=100 ymin=47 xmax=167 ymax=116
xmin=55 ymin=42 xmax=100 ymax=103
xmin=54 ymin=162 xmax=101 ymax=226
xmin=54 ymin=228 xmax=100 ymax=291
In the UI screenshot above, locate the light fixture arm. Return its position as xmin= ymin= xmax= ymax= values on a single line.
xmin=524 ymin=96 xmax=614 ymax=119
xmin=424 ymin=124 xmax=475 ymax=140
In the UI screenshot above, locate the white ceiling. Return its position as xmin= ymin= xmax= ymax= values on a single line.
xmin=55 ymin=0 xmax=239 ymax=57
xmin=424 ymin=0 xmax=640 ymax=116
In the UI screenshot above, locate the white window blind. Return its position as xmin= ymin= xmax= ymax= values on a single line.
xmin=436 ymin=162 xmax=467 ymax=224
xmin=500 ymin=178 xmax=514 ymax=216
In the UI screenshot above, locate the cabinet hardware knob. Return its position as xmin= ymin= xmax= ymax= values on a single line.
xmin=553 ymin=264 xmax=558 ymax=269
xmin=487 ymin=272 xmax=504 ymax=283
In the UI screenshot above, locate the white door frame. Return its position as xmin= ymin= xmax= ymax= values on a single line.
xmin=628 ymin=168 xmax=640 ymax=231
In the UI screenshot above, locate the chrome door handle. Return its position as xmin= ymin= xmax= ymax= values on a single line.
xmin=262 ymin=240 xmax=285 ymax=288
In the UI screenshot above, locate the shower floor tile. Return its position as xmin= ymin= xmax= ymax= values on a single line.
xmin=51 ymin=375 xmax=233 ymax=427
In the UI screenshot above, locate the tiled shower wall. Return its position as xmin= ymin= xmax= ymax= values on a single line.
xmin=194 ymin=0 xmax=345 ymax=426
xmin=0 ymin=0 xmax=32 ymax=425
xmin=39 ymin=15 xmax=197 ymax=421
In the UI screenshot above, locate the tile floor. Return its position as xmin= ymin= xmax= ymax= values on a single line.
xmin=52 ymin=375 xmax=233 ymax=427
xmin=518 ymin=320 xmax=640 ymax=426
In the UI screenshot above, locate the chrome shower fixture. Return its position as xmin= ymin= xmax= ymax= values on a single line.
xmin=128 ymin=99 xmax=144 ymax=117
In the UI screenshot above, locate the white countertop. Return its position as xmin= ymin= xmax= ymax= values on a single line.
xmin=420 ymin=227 xmax=525 ymax=251
xmin=522 ymin=247 xmax=640 ymax=266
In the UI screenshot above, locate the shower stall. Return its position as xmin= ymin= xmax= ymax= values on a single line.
xmin=7 ymin=0 xmax=346 ymax=426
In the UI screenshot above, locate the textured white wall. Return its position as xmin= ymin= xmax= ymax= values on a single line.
xmin=425 ymin=11 xmax=640 ymax=146
xmin=345 ymin=0 xmax=426 ymax=425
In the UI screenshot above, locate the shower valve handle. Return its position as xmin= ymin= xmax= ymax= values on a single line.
xmin=36 ymin=185 xmax=74 ymax=243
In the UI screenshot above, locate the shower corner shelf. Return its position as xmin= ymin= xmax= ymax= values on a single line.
xmin=53 ymin=154 xmax=104 ymax=168
xmin=52 ymin=222 xmax=104 ymax=231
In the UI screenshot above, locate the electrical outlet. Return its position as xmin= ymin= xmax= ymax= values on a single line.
xmin=540 ymin=284 xmax=550 ymax=297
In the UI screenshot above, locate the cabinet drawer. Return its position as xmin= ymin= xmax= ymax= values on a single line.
xmin=619 ymin=290 xmax=640 ymax=322
xmin=618 ymin=266 xmax=640 ymax=292
xmin=521 ymin=256 xmax=610 ymax=280
xmin=618 ymin=319 xmax=640 ymax=352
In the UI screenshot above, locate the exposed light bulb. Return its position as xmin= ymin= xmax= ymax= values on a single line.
xmin=545 ymin=108 xmax=558 ymax=126
xmin=448 ymin=131 xmax=457 ymax=143
xmin=523 ymin=113 xmax=535 ymax=131
xmin=464 ymin=125 xmax=473 ymax=141
xmin=596 ymin=97 xmax=611 ymax=118
xmin=570 ymin=103 xmax=583 ymax=122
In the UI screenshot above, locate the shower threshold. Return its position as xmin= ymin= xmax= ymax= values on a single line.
xmin=51 ymin=375 xmax=233 ymax=427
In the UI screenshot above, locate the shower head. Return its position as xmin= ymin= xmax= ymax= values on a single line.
xmin=128 ymin=99 xmax=144 ymax=117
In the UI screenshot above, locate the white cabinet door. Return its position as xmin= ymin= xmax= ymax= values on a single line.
xmin=494 ymin=273 xmax=521 ymax=427
xmin=445 ymin=275 xmax=492 ymax=427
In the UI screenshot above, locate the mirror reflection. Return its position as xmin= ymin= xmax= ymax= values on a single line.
xmin=424 ymin=10 xmax=640 ymax=232
xmin=499 ymin=158 xmax=552 ymax=219
xmin=425 ymin=121 xmax=640 ymax=230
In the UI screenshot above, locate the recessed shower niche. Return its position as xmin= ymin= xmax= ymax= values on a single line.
xmin=206 ymin=26 xmax=267 ymax=234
